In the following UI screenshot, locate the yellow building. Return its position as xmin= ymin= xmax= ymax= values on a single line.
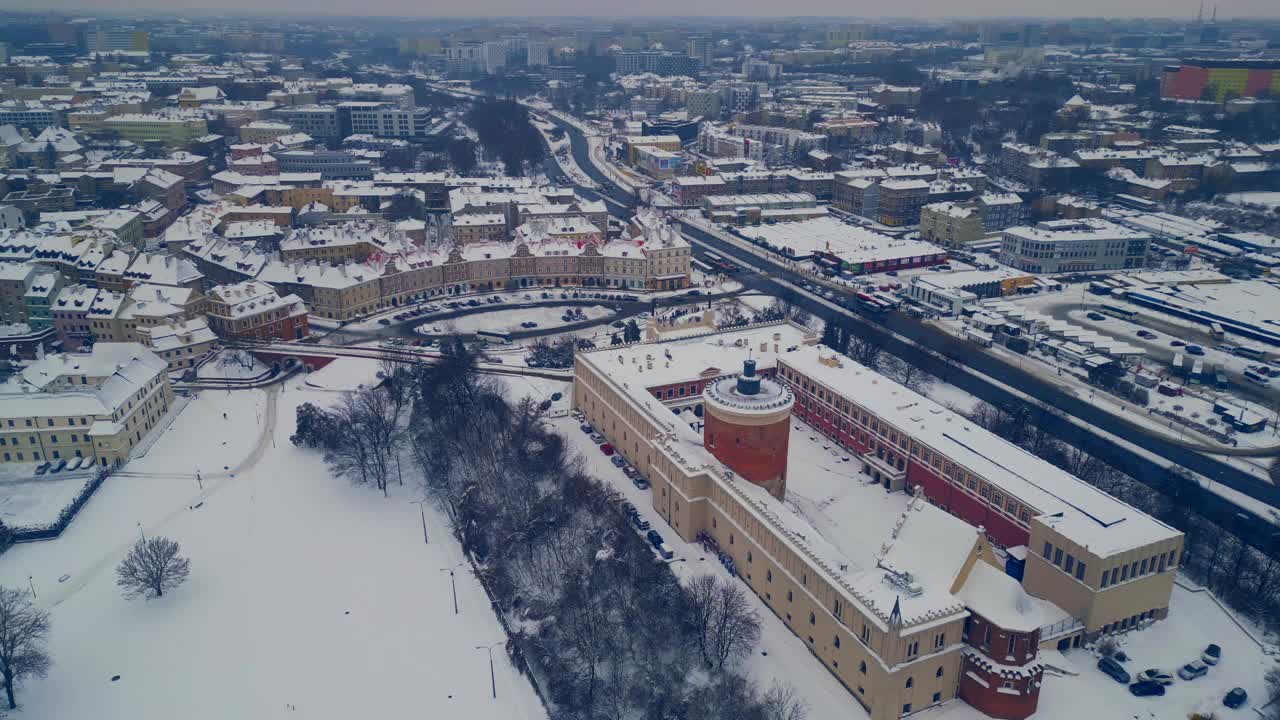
xmin=0 ymin=343 xmax=173 ymax=468
xmin=102 ymin=113 xmax=209 ymax=147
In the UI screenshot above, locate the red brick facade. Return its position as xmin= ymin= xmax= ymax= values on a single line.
xmin=957 ymin=612 xmax=1043 ymax=720
xmin=704 ymin=410 xmax=790 ymax=498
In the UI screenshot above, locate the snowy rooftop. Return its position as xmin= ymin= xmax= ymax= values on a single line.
xmin=1005 ymin=218 xmax=1148 ymax=244
xmin=739 ymin=217 xmax=945 ymax=264
xmin=779 ymin=345 xmax=1181 ymax=557
xmin=2 ymin=343 xmax=167 ymax=419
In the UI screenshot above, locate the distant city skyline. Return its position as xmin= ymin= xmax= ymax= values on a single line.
xmin=3 ymin=0 xmax=1280 ymax=20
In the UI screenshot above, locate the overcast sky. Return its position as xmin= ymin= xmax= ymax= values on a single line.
xmin=5 ymin=0 xmax=1280 ymax=20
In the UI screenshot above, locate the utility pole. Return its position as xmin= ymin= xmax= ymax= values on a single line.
xmin=27 ymin=576 xmax=35 ymax=599
xmin=411 ymin=500 xmax=429 ymax=544
xmin=440 ymin=563 xmax=465 ymax=614
xmin=475 ymin=642 xmax=502 ymax=699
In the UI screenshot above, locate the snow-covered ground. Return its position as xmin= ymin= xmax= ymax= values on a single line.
xmin=195 ymin=350 xmax=271 ymax=381
xmin=303 ymin=357 xmax=385 ymax=392
xmin=0 ymin=472 xmax=95 ymax=529
xmin=417 ymin=305 xmax=615 ymax=336
xmin=0 ymin=374 xmax=548 ymax=720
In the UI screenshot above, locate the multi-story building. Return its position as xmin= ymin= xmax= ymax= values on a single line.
xmin=1000 ymin=219 xmax=1151 ymax=273
xmin=0 ymin=343 xmax=172 ymax=467
xmin=1161 ymin=58 xmax=1280 ymax=102
xmin=343 ymin=103 xmax=434 ymax=139
xmin=877 ymin=179 xmax=930 ymax=227
xmin=274 ymin=151 xmax=374 ymax=181
xmin=975 ymin=192 xmax=1027 ymax=232
xmin=274 ymin=105 xmax=341 ymax=140
xmin=205 ymin=280 xmax=309 ymax=341
xmin=920 ymin=202 xmax=985 ymax=248
xmin=573 ymin=325 xmax=1173 ymax=720
xmin=136 ymin=316 xmax=218 ymax=372
xmin=102 ymin=112 xmax=209 ymax=147
xmin=0 ymin=100 xmax=64 ymax=131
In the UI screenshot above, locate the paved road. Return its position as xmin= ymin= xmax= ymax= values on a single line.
xmin=551 ymin=106 xmax=1280 ymax=549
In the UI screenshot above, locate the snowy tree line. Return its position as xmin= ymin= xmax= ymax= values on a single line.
xmin=292 ymin=338 xmax=805 ymax=720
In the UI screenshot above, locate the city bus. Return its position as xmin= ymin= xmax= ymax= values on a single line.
xmin=1245 ymin=369 xmax=1272 ymax=387
xmin=1101 ymin=303 xmax=1138 ymax=320
xmin=1209 ymin=322 xmax=1226 ymax=341
xmin=1235 ymin=346 xmax=1267 ymax=361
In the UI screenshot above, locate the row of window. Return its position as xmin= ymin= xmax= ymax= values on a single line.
xmin=1042 ymin=541 xmax=1088 ymax=583
xmin=4 ymin=416 xmax=90 ymax=428
xmin=1100 ymin=549 xmax=1177 ymax=588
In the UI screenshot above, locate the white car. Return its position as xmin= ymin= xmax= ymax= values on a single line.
xmin=1135 ymin=669 xmax=1174 ymax=686
xmin=1178 ymin=661 xmax=1209 ymax=681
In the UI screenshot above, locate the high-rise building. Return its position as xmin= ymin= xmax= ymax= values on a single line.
xmin=86 ymin=27 xmax=149 ymax=53
xmin=527 ymin=41 xmax=551 ymax=67
xmin=686 ymin=35 xmax=712 ymax=68
xmin=1161 ymin=58 xmax=1280 ymax=101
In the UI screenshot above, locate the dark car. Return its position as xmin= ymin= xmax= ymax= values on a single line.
xmin=1224 ymin=687 xmax=1248 ymax=708
xmin=610 ymin=455 xmax=626 ymax=468
xmin=632 ymin=475 xmax=649 ymax=490
xmin=378 ymin=318 xmax=391 ymax=325
xmin=621 ymin=501 xmax=637 ymax=516
xmin=1186 ymin=345 xmax=1206 ymax=356
xmin=1087 ymin=312 xmax=1107 ymax=321
xmin=630 ymin=514 xmax=650 ymax=531
xmin=1128 ymin=681 xmax=1166 ymax=697
xmin=1171 ymin=339 xmax=1185 ymax=347
xmin=580 ymin=423 xmax=593 ymax=433
xmin=1098 ymin=656 xmax=1130 ymax=684
xmin=646 ymin=530 xmax=664 ymax=547
xmin=1203 ymin=644 xmax=1221 ymax=665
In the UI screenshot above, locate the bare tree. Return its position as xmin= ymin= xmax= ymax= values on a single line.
xmin=686 ymin=575 xmax=761 ymax=669
xmin=846 ymin=331 xmax=885 ymax=370
xmin=0 ymin=587 xmax=50 ymax=710
xmin=882 ymin=355 xmax=934 ymax=393
xmin=116 ymin=536 xmax=191 ymax=600
xmin=762 ymin=681 xmax=808 ymax=720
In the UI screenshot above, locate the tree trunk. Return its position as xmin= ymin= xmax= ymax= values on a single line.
xmin=155 ymin=583 xmax=163 ymax=598
xmin=5 ymin=669 xmax=15 ymax=709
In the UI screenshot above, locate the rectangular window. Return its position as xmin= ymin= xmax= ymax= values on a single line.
xmin=1043 ymin=542 xmax=1052 ymax=559
xmin=1120 ymin=565 xmax=1129 ymax=582
xmin=1075 ymin=561 xmax=1086 ymax=581
xmin=1064 ymin=555 xmax=1074 ymax=574
xmin=1053 ymin=548 xmax=1063 ymax=566
xmin=1140 ymin=558 xmax=1149 ymax=575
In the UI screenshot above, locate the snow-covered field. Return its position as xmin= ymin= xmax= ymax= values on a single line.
xmin=0 ymin=372 xmax=547 ymax=720
xmin=419 ymin=305 xmax=615 ymax=335
xmin=0 ymin=473 xmax=94 ymax=529
xmin=195 ymin=350 xmax=271 ymax=381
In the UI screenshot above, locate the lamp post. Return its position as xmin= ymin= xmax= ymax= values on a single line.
xmin=27 ymin=576 xmax=35 ymax=599
xmin=440 ymin=562 xmax=465 ymax=614
xmin=475 ymin=642 xmax=503 ymax=699
xmin=137 ymin=523 xmax=146 ymax=544
xmin=410 ymin=500 xmax=429 ymax=544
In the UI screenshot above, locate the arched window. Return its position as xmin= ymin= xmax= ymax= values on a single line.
xmin=809 ymin=612 xmax=816 ymax=626
xmin=834 ymin=636 xmax=841 ymax=648
xmin=767 ymin=570 xmax=772 ymax=582
xmin=859 ymin=661 xmax=867 ymax=674
xmin=905 ymin=677 xmax=914 ymax=689
xmin=936 ymin=667 xmax=944 ymax=679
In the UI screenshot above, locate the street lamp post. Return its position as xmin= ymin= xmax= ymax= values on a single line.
xmin=411 ymin=500 xmax=429 ymax=544
xmin=137 ymin=523 xmax=146 ymax=544
xmin=27 ymin=576 xmax=35 ymax=599
xmin=440 ymin=562 xmax=465 ymax=614
xmin=475 ymin=642 xmax=503 ymax=699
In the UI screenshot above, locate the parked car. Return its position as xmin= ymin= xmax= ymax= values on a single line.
xmin=621 ymin=501 xmax=637 ymax=516
xmin=656 ymin=543 xmax=674 ymax=560
xmin=34 ymin=462 xmax=51 ymax=476
xmin=50 ymin=458 xmax=67 ymax=473
xmin=1135 ymin=669 xmax=1174 ymax=686
xmin=1224 ymin=687 xmax=1248 ymax=709
xmin=645 ymin=530 xmax=664 ymax=547
xmin=630 ymin=514 xmax=650 ymax=531
xmin=589 ymin=433 xmax=605 ymax=445
xmin=1171 ymin=340 xmax=1186 ymax=347
xmin=600 ymin=443 xmax=615 ymax=456
xmin=1129 ymin=681 xmax=1166 ymax=697
xmin=1137 ymin=330 xmax=1157 ymax=339
xmin=1177 ymin=661 xmax=1209 ymax=680
xmin=1186 ymin=345 xmax=1206 ymax=356
xmin=551 ymin=392 xmax=563 ymax=401
xmin=1202 ymin=644 xmax=1222 ymax=665
xmin=1087 ymin=312 xmax=1107 ymax=321
xmin=610 ymin=455 xmax=626 ymax=468
xmin=622 ymin=465 xmax=638 ymax=477
xmin=1098 ymin=656 xmax=1131 ymax=683
xmin=632 ymin=476 xmax=649 ymax=490
xmin=378 ymin=318 xmax=391 ymax=325
xmin=580 ymin=423 xmax=594 ymax=433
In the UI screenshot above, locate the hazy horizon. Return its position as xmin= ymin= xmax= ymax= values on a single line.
xmin=2 ymin=0 xmax=1279 ymax=21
